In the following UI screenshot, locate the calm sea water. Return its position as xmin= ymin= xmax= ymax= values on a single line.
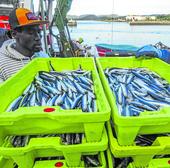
xmin=66 ymin=20 xmax=170 ymax=47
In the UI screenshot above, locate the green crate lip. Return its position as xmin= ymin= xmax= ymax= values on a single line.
xmin=0 ymin=58 xmax=110 ymax=124
xmin=96 ymin=57 xmax=170 ymax=126
xmin=0 ymin=128 xmax=108 ymax=157
xmin=33 ymin=151 xmax=106 ymax=168
xmin=0 ymin=106 xmax=108 ymax=123
xmin=107 ymin=122 xmax=170 ymax=157
xmin=128 ymin=158 xmax=170 ymax=168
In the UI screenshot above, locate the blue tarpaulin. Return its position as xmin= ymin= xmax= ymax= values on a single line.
xmin=96 ymin=43 xmax=139 ymax=52
xmin=136 ymin=44 xmax=170 ymax=64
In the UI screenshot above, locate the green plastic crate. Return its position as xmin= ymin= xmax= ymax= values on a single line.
xmin=33 ymin=151 xmax=106 ymax=168
xmin=0 ymin=58 xmax=110 ymax=143
xmin=107 ymin=121 xmax=170 ymax=167
xmin=0 ymin=128 xmax=107 ymax=168
xmin=128 ymin=158 xmax=170 ymax=168
xmin=96 ymin=57 xmax=170 ymax=145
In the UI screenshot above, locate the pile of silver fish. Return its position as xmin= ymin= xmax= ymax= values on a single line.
xmin=105 ymin=68 xmax=170 ymax=116
xmin=5 ymin=66 xmax=97 ymax=147
xmin=6 ymin=68 xmax=97 ymax=112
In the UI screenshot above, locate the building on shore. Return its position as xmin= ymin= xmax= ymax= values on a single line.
xmin=126 ymin=15 xmax=156 ymax=22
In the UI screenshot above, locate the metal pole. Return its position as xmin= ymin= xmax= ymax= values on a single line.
xmin=40 ymin=0 xmax=49 ymax=54
xmin=48 ymin=0 xmax=53 ymax=23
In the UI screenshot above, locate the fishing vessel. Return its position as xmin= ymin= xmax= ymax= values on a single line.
xmin=67 ymin=19 xmax=77 ymax=26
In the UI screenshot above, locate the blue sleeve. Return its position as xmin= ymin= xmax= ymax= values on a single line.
xmin=33 ymin=51 xmax=49 ymax=58
xmin=136 ymin=45 xmax=162 ymax=58
xmin=160 ymin=49 xmax=170 ymax=64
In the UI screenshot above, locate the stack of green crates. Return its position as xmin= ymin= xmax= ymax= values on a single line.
xmin=0 ymin=58 xmax=110 ymax=167
xmin=96 ymin=57 xmax=170 ymax=167
xmin=1 ymin=56 xmax=170 ymax=167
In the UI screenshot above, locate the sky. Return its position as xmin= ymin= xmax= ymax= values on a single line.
xmin=67 ymin=0 xmax=170 ymax=16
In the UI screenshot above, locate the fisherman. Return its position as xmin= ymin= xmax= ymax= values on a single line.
xmin=72 ymin=37 xmax=87 ymax=57
xmin=0 ymin=8 xmax=49 ymax=82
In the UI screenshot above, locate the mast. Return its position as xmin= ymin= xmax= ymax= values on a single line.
xmin=39 ymin=0 xmax=49 ymax=53
xmin=53 ymin=0 xmax=74 ymax=57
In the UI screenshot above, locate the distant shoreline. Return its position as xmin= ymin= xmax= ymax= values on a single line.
xmin=68 ymin=19 xmax=170 ymax=26
xmin=129 ymin=21 xmax=170 ymax=25
xmin=74 ymin=20 xmax=170 ymax=25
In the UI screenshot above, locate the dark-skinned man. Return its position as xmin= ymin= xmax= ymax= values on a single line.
xmin=0 ymin=8 xmax=49 ymax=82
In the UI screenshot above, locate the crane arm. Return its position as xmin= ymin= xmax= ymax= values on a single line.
xmin=53 ymin=0 xmax=74 ymax=57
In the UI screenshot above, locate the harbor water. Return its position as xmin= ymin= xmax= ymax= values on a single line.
xmin=66 ymin=20 xmax=170 ymax=47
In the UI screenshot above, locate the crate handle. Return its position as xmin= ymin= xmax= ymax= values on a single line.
xmin=28 ymin=136 xmax=61 ymax=147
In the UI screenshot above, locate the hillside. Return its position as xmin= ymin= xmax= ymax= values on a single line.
xmin=67 ymin=14 xmax=118 ymax=21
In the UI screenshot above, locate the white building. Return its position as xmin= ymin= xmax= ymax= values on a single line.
xmin=149 ymin=16 xmax=156 ymax=20
xmin=126 ymin=15 xmax=157 ymax=21
xmin=126 ymin=15 xmax=146 ymax=21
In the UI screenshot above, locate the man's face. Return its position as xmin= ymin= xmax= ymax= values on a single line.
xmin=16 ymin=25 xmax=42 ymax=53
